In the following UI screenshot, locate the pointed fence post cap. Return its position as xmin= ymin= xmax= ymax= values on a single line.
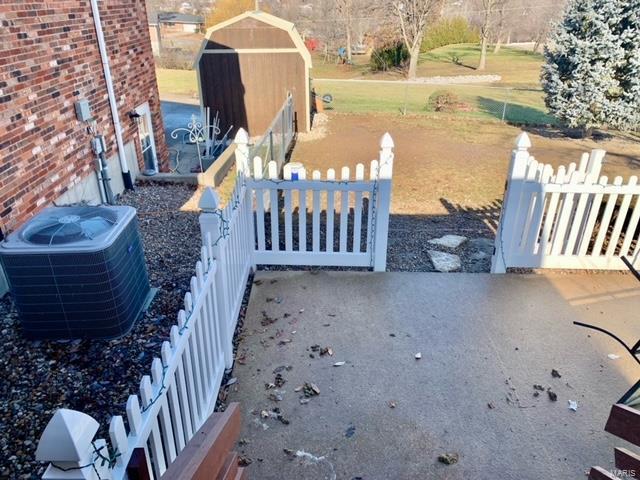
xmin=36 ymin=409 xmax=99 ymax=462
xmin=515 ymin=132 xmax=532 ymax=151
xmin=380 ymin=132 xmax=394 ymax=149
xmin=199 ymin=187 xmax=220 ymax=211
xmin=234 ymin=128 xmax=249 ymax=145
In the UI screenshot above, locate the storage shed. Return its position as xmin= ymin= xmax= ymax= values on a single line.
xmin=195 ymin=11 xmax=312 ymax=136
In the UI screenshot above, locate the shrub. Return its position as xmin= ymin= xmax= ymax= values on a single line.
xmin=427 ymin=91 xmax=458 ymax=112
xmin=369 ymin=42 xmax=409 ymax=72
xmin=154 ymin=48 xmax=194 ymax=70
xmin=421 ymin=17 xmax=480 ymax=52
xmin=426 ymin=90 xmax=471 ymax=113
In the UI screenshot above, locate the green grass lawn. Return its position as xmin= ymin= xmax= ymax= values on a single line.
xmin=309 ymin=44 xmax=544 ymax=86
xmin=314 ymin=79 xmax=555 ymax=125
xmin=156 ymin=68 xmax=198 ymax=98
xmin=417 ymin=44 xmax=544 ymax=86
xmin=310 ymin=52 xmax=373 ymax=79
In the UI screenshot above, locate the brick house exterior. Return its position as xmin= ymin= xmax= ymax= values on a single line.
xmin=0 ymin=0 xmax=169 ymax=236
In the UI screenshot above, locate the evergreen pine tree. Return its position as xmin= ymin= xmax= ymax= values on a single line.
xmin=612 ymin=0 xmax=640 ymax=130
xmin=541 ymin=0 xmax=626 ymax=135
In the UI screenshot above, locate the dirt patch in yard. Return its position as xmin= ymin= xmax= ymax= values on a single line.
xmin=290 ymin=113 xmax=640 ymax=272
xmin=292 ymin=113 xmax=640 ymax=217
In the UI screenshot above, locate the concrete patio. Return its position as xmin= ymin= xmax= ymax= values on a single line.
xmin=228 ymin=271 xmax=640 ymax=479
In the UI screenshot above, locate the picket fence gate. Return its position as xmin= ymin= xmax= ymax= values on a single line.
xmin=492 ymin=132 xmax=640 ymax=272
xmin=36 ymin=131 xmax=394 ymax=480
xmin=248 ymin=135 xmax=394 ymax=271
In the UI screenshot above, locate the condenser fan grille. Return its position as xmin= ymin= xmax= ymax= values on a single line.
xmin=22 ymin=207 xmax=118 ymax=245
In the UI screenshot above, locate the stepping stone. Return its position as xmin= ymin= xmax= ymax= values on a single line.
xmin=427 ymin=250 xmax=461 ymax=272
xmin=428 ymin=235 xmax=467 ymax=249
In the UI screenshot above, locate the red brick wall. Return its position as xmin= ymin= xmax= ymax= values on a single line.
xmin=0 ymin=0 xmax=168 ymax=234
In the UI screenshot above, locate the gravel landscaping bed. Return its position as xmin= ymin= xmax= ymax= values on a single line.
xmin=258 ymin=205 xmax=497 ymax=273
xmin=0 ymin=183 xmax=208 ymax=479
xmin=387 ymin=213 xmax=496 ymax=272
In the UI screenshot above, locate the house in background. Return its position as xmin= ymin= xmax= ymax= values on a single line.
xmin=0 ymin=0 xmax=168 ymax=290
xmin=148 ymin=12 xmax=205 ymax=56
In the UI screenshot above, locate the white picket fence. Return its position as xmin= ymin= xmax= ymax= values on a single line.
xmin=249 ymin=134 xmax=394 ymax=271
xmin=36 ymin=131 xmax=394 ymax=479
xmin=492 ymin=132 xmax=640 ymax=272
xmin=36 ymin=186 xmax=254 ymax=480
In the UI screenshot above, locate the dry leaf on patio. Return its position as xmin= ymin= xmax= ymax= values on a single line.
xmin=438 ymin=453 xmax=459 ymax=465
xmin=269 ymin=392 xmax=284 ymax=402
xmin=273 ymin=365 xmax=293 ymax=374
xmin=303 ymin=382 xmax=320 ymax=397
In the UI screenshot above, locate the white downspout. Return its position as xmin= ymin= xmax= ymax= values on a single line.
xmin=89 ymin=0 xmax=134 ymax=190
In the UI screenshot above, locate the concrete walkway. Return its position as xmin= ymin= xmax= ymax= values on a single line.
xmin=228 ymin=272 xmax=640 ymax=479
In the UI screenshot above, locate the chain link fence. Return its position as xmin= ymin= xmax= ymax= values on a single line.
xmin=313 ymin=80 xmax=555 ymax=126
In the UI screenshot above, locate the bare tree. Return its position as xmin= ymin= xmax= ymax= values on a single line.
xmin=478 ymin=0 xmax=501 ymax=70
xmin=335 ymin=0 xmax=354 ymax=61
xmin=492 ymin=0 xmax=509 ymax=53
xmin=531 ymin=2 xmax=566 ymax=52
xmin=389 ymin=0 xmax=443 ymax=80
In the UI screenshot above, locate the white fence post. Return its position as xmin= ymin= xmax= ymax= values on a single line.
xmin=491 ymin=132 xmax=532 ymax=273
xmin=373 ymin=132 xmax=394 ymax=272
xmin=198 ymin=188 xmax=234 ymax=369
xmin=234 ymin=128 xmax=250 ymax=175
xmin=36 ymin=409 xmax=111 ymax=480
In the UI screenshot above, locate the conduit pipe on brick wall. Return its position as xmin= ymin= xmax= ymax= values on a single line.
xmin=89 ymin=0 xmax=134 ymax=190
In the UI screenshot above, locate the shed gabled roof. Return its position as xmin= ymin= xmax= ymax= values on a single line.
xmin=194 ymin=10 xmax=312 ymax=67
